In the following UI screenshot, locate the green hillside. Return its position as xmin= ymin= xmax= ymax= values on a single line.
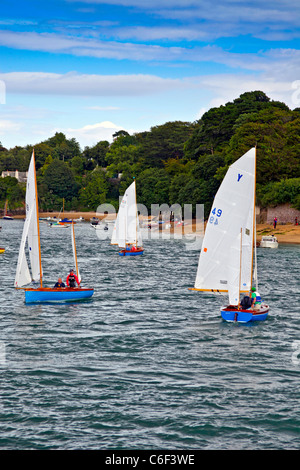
xmin=1 ymin=91 xmax=299 ymax=217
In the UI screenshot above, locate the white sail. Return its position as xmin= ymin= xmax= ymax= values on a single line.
xmin=14 ymin=151 xmax=42 ymax=288
xmin=227 ymin=231 xmax=242 ymax=305
xmin=14 ymin=208 xmax=33 ymax=287
xmin=111 ymin=180 xmax=142 ymax=248
xmin=194 ymin=148 xmax=256 ymax=303
xmin=71 ymin=223 xmax=81 ymax=283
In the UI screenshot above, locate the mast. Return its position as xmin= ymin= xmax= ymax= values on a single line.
xmin=238 ymin=227 xmax=243 ymax=308
xmin=33 ymin=149 xmax=43 ymax=287
xmin=249 ymin=145 xmax=257 ymax=293
xmin=133 ymin=177 xmax=137 ymax=247
xmin=72 ymin=220 xmax=79 ymax=280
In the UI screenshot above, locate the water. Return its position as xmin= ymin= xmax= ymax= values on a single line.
xmin=0 ymin=220 xmax=299 ymax=450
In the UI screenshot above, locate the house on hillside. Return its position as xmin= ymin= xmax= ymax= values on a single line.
xmin=1 ymin=170 xmax=28 ymax=182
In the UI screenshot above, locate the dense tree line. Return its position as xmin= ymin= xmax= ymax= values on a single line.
xmin=1 ymin=91 xmax=299 ymax=216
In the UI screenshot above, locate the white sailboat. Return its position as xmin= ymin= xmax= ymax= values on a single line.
xmin=190 ymin=147 xmax=269 ymax=322
xmin=15 ymin=150 xmax=94 ymax=303
xmin=111 ymin=179 xmax=144 ymax=256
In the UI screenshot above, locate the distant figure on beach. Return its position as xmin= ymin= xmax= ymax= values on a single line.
xmin=54 ymin=277 xmax=65 ymax=288
xmin=273 ymin=217 xmax=277 ymax=229
xmin=295 ymin=217 xmax=298 ymax=225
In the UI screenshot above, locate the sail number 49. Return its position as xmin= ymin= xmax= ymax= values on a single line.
xmin=209 ymin=208 xmax=222 ymax=225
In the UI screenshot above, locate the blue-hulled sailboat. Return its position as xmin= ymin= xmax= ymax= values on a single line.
xmin=189 ymin=147 xmax=269 ymax=323
xmin=15 ymin=150 xmax=94 ymax=303
xmin=111 ymin=179 xmax=144 ymax=256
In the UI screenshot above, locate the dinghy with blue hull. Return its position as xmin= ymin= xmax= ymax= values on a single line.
xmin=24 ymin=287 xmax=94 ymax=303
xmin=118 ymin=247 xmax=144 ymax=256
xmin=220 ymin=305 xmax=269 ymax=323
xmin=189 ymin=147 xmax=269 ymax=323
xmin=15 ymin=150 xmax=94 ymax=304
xmin=111 ymin=178 xmax=144 ymax=256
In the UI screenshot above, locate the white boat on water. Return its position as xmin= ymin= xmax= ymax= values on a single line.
xmin=260 ymin=235 xmax=278 ymax=248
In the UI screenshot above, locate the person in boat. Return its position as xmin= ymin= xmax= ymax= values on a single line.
xmin=240 ymin=295 xmax=253 ymax=310
xmin=66 ymin=269 xmax=80 ymax=288
xmin=251 ymin=286 xmax=262 ymax=310
xmin=54 ymin=277 xmax=65 ymax=288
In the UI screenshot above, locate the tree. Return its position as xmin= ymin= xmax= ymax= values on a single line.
xmin=44 ymin=133 xmax=81 ymax=162
xmin=82 ymin=141 xmax=110 ymax=167
xmin=184 ymin=91 xmax=288 ymax=159
xmin=136 ymin=121 xmax=194 ymax=168
xmin=43 ymin=160 xmax=78 ymax=200
xmin=136 ymin=168 xmax=170 ymax=209
xmin=78 ymin=168 xmax=108 ymax=210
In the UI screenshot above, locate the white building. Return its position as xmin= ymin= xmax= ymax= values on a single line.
xmin=1 ymin=170 xmax=28 ymax=182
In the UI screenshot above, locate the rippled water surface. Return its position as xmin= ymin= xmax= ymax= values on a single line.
xmin=0 ymin=220 xmax=299 ymax=450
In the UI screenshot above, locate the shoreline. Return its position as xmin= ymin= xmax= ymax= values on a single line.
xmin=9 ymin=211 xmax=300 ymax=245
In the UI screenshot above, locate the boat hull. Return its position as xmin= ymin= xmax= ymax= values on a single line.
xmin=221 ymin=304 xmax=269 ymax=322
xmin=24 ymin=287 xmax=94 ymax=303
xmin=118 ymin=248 xmax=144 ymax=256
xmin=260 ymin=242 xmax=278 ymax=248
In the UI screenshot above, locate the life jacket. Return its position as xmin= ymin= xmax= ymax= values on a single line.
xmin=251 ymin=291 xmax=261 ymax=304
xmin=255 ymin=291 xmax=261 ymax=303
xmin=68 ymin=273 xmax=76 ymax=287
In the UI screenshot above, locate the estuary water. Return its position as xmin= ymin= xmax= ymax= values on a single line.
xmin=0 ymin=219 xmax=299 ymax=450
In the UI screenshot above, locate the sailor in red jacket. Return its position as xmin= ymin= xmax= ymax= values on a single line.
xmin=66 ymin=269 xmax=80 ymax=288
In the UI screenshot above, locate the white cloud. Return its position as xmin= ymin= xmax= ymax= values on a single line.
xmin=68 ymin=0 xmax=300 ymax=40
xmin=0 ymin=71 xmax=186 ymax=96
xmin=57 ymin=121 xmax=128 ymax=147
xmin=0 ymin=119 xmax=21 ymax=135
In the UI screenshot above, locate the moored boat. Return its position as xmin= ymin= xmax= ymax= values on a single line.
xmin=260 ymin=235 xmax=278 ymax=248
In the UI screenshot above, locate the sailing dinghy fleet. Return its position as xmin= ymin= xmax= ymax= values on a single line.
xmin=13 ymin=147 xmax=270 ymax=321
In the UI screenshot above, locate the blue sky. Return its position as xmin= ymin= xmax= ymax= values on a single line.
xmin=0 ymin=0 xmax=299 ymax=149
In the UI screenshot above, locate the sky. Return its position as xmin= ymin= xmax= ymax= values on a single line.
xmin=0 ymin=0 xmax=299 ymax=150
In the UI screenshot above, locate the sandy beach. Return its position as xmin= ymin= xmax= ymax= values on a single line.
xmin=174 ymin=220 xmax=300 ymax=244
xmin=12 ymin=211 xmax=300 ymax=244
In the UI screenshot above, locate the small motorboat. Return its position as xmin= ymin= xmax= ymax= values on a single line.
xmin=90 ymin=217 xmax=99 ymax=225
xmin=260 ymin=235 xmax=278 ymax=248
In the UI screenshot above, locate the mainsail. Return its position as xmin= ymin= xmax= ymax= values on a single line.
xmin=111 ymin=180 xmax=142 ymax=248
xmin=15 ymin=151 xmax=42 ymax=288
xmin=194 ymin=147 xmax=256 ymax=305
xmin=71 ymin=222 xmax=81 ymax=283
